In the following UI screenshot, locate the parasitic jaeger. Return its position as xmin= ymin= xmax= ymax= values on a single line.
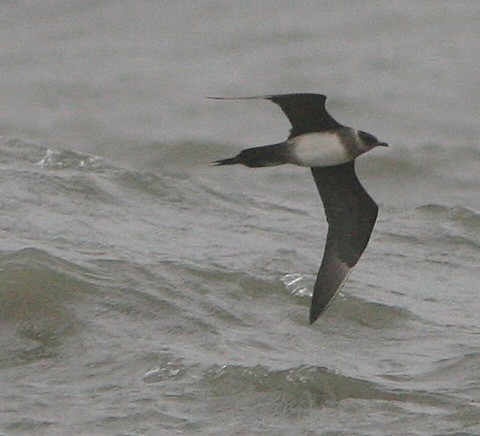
xmin=210 ymin=93 xmax=388 ymax=324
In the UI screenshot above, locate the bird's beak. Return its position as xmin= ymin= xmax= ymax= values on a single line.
xmin=378 ymin=142 xmax=389 ymax=147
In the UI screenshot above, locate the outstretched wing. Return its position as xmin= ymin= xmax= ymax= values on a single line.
xmin=207 ymin=93 xmax=342 ymax=137
xmin=264 ymin=93 xmax=342 ymax=137
xmin=309 ymin=162 xmax=378 ymax=324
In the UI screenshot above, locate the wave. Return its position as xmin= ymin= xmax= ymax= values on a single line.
xmin=380 ymin=203 xmax=480 ymax=257
xmin=0 ymin=247 xmax=93 ymax=321
xmin=361 ymin=143 xmax=480 ymax=178
xmin=0 ymin=138 xmax=203 ymax=209
xmin=416 ymin=204 xmax=480 ymax=230
xmin=410 ymin=351 xmax=480 ymax=391
xmin=200 ymin=363 xmax=455 ymax=413
xmin=1 ymin=138 xmax=105 ymax=170
xmin=4 ymin=138 xmax=478 ymax=222
xmin=0 ymin=248 xmax=95 ymax=366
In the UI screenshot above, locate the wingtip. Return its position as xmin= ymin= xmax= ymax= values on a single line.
xmin=206 ymin=96 xmax=229 ymax=100
xmin=309 ymin=300 xmax=328 ymax=324
xmin=207 ymin=93 xmax=329 ymax=103
xmin=206 ymin=95 xmax=270 ymax=102
xmin=309 ymin=310 xmax=320 ymax=325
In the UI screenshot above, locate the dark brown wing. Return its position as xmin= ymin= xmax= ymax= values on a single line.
xmin=207 ymin=94 xmax=342 ymax=137
xmin=265 ymin=93 xmax=342 ymax=137
xmin=309 ymin=162 xmax=378 ymax=324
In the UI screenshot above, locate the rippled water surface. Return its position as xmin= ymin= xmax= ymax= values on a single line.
xmin=1 ymin=2 xmax=479 ymax=435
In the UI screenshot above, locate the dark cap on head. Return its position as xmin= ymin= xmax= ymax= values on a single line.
xmin=358 ymin=130 xmax=388 ymax=147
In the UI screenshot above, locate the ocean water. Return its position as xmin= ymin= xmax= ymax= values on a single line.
xmin=1 ymin=2 xmax=479 ymax=435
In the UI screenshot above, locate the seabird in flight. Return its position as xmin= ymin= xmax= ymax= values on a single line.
xmin=210 ymin=93 xmax=388 ymax=324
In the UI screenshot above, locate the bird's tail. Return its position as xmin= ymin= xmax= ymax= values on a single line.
xmin=213 ymin=142 xmax=289 ymax=168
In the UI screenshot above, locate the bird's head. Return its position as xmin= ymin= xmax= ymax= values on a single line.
xmin=357 ymin=130 xmax=389 ymax=152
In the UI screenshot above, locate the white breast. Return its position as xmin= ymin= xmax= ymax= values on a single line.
xmin=290 ymin=132 xmax=353 ymax=167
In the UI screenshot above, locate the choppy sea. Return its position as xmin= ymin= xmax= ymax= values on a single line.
xmin=1 ymin=2 xmax=479 ymax=435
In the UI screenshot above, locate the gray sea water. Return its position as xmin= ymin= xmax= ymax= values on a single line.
xmin=1 ymin=1 xmax=479 ymax=435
